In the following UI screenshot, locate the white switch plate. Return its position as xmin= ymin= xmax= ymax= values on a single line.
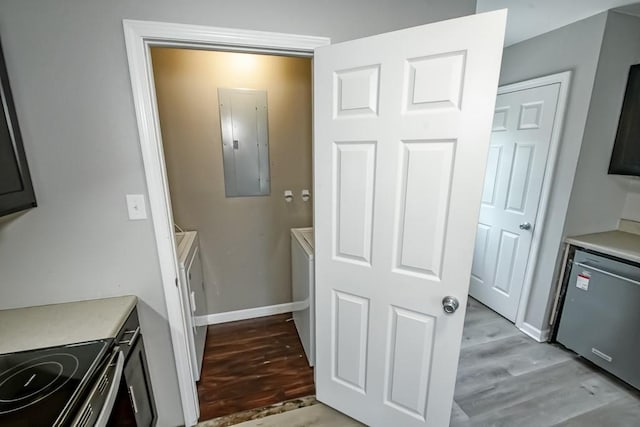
xmin=126 ymin=194 xmax=147 ymax=220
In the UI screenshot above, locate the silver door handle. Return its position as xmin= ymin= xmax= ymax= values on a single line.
xmin=119 ymin=326 xmax=140 ymax=347
xmin=442 ymin=296 xmax=459 ymax=314
xmin=128 ymin=385 xmax=139 ymax=414
xmin=574 ymin=262 xmax=640 ymax=286
xmin=190 ymin=290 xmax=197 ymax=313
xmin=519 ymin=222 xmax=532 ymax=230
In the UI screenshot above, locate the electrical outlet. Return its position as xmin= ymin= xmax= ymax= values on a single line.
xmin=126 ymin=194 xmax=147 ymax=220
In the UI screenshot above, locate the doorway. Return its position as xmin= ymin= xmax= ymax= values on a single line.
xmin=123 ymin=20 xmax=329 ymax=426
xmin=150 ymin=46 xmax=316 ymax=421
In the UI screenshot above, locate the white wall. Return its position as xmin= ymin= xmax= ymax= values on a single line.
xmin=499 ymin=13 xmax=608 ymax=335
xmin=0 ymin=1 xmax=476 ymax=425
xmin=564 ymin=11 xmax=640 ymax=236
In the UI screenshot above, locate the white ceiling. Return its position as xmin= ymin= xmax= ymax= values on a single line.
xmin=477 ymin=0 xmax=640 ymax=46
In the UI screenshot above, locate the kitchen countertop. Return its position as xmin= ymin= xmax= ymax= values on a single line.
xmin=565 ymin=230 xmax=640 ymax=264
xmin=0 ymin=295 xmax=137 ymax=354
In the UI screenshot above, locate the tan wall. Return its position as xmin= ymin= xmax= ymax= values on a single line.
xmin=151 ymin=48 xmax=312 ymax=314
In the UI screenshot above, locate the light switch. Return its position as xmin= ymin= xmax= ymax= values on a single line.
xmin=126 ymin=194 xmax=147 ymax=220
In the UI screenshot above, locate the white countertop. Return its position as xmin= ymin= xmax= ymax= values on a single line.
xmin=0 ymin=295 xmax=137 ymax=354
xmin=565 ymin=230 xmax=640 ymax=264
xmin=291 ymin=227 xmax=314 ymax=259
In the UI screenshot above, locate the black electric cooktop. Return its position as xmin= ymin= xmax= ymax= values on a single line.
xmin=0 ymin=340 xmax=110 ymax=426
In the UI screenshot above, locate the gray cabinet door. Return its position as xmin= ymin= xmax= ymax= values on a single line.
xmin=124 ymin=336 xmax=157 ymax=427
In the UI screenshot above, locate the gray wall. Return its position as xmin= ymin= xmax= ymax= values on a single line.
xmin=565 ymin=12 xmax=640 ymax=235
xmin=0 ymin=1 xmax=476 ymax=425
xmin=152 ymin=49 xmax=313 ymax=314
xmin=565 ymin=11 xmax=640 ymax=235
xmin=622 ymin=191 xmax=640 ymax=221
xmin=499 ymin=13 xmax=607 ymax=334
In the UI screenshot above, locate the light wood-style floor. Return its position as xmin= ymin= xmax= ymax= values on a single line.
xmin=452 ymin=298 xmax=640 ymax=426
xmin=198 ymin=299 xmax=640 ymax=426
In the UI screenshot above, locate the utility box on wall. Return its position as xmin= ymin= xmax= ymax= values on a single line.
xmin=218 ymin=88 xmax=270 ymax=197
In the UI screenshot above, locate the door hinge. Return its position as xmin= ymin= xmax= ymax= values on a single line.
xmin=175 ymin=277 xmax=179 ymax=287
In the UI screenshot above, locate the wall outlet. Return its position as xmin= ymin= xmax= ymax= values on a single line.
xmin=126 ymin=194 xmax=147 ymax=220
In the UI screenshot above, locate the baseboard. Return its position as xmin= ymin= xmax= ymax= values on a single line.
xmin=518 ymin=321 xmax=550 ymax=343
xmin=195 ymin=301 xmax=307 ymax=326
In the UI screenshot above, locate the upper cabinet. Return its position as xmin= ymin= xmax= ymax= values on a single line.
xmin=609 ymin=64 xmax=640 ymax=177
xmin=0 ymin=39 xmax=36 ymax=217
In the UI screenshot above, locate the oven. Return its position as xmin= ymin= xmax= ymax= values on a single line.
xmin=0 ymin=340 xmax=143 ymax=426
xmin=70 ymin=347 xmax=125 ymax=426
xmin=1 ymin=306 xmax=154 ymax=427
xmin=0 ymin=339 xmax=114 ymax=426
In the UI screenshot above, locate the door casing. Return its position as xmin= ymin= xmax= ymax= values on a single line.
xmin=122 ymin=20 xmax=329 ymax=426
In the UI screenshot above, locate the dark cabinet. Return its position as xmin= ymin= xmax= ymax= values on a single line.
xmin=609 ymin=64 xmax=640 ymax=176
xmin=124 ymin=335 xmax=157 ymax=427
xmin=0 ymin=40 xmax=36 ymax=216
xmin=108 ymin=308 xmax=157 ymax=427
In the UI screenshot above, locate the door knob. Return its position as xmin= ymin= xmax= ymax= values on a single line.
xmin=519 ymin=222 xmax=532 ymax=230
xmin=442 ymin=296 xmax=459 ymax=314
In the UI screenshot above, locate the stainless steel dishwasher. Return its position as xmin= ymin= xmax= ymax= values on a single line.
xmin=557 ymin=249 xmax=640 ymax=390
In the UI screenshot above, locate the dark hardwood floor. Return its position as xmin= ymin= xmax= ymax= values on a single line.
xmin=197 ymin=313 xmax=315 ymax=421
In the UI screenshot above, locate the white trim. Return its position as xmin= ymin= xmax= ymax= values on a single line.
xmin=195 ymin=301 xmax=307 ymax=326
xmin=499 ymin=71 xmax=573 ymax=335
xmin=122 ymin=19 xmax=329 ymax=427
xmin=518 ymin=321 xmax=550 ymax=343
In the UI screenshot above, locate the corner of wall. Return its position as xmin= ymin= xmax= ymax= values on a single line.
xmin=499 ymin=12 xmax=608 ymax=333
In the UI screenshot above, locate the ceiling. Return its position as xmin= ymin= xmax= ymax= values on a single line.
xmin=477 ymin=0 xmax=640 ymax=46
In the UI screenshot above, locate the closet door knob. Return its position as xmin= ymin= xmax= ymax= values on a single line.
xmin=442 ymin=296 xmax=459 ymax=314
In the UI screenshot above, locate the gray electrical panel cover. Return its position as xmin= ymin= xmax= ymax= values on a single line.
xmin=218 ymin=88 xmax=270 ymax=197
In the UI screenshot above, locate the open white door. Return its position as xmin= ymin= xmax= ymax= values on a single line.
xmin=314 ymin=11 xmax=506 ymax=427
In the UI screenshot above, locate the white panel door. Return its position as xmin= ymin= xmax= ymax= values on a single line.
xmin=314 ymin=11 xmax=506 ymax=427
xmin=470 ymin=82 xmax=561 ymax=322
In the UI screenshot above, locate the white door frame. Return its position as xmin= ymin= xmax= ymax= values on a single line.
xmin=500 ymin=71 xmax=571 ymax=341
xmin=122 ymin=19 xmax=330 ymax=426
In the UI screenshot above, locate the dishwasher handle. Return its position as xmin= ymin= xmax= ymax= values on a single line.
xmin=574 ymin=261 xmax=640 ymax=287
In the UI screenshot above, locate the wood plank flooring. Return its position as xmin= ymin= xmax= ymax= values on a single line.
xmin=452 ymin=298 xmax=640 ymax=426
xmin=197 ymin=300 xmax=640 ymax=426
xmin=197 ymin=313 xmax=315 ymax=421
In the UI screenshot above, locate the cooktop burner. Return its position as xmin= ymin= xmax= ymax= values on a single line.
xmin=0 ymin=353 xmax=79 ymax=411
xmin=0 ymin=340 xmax=109 ymax=426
